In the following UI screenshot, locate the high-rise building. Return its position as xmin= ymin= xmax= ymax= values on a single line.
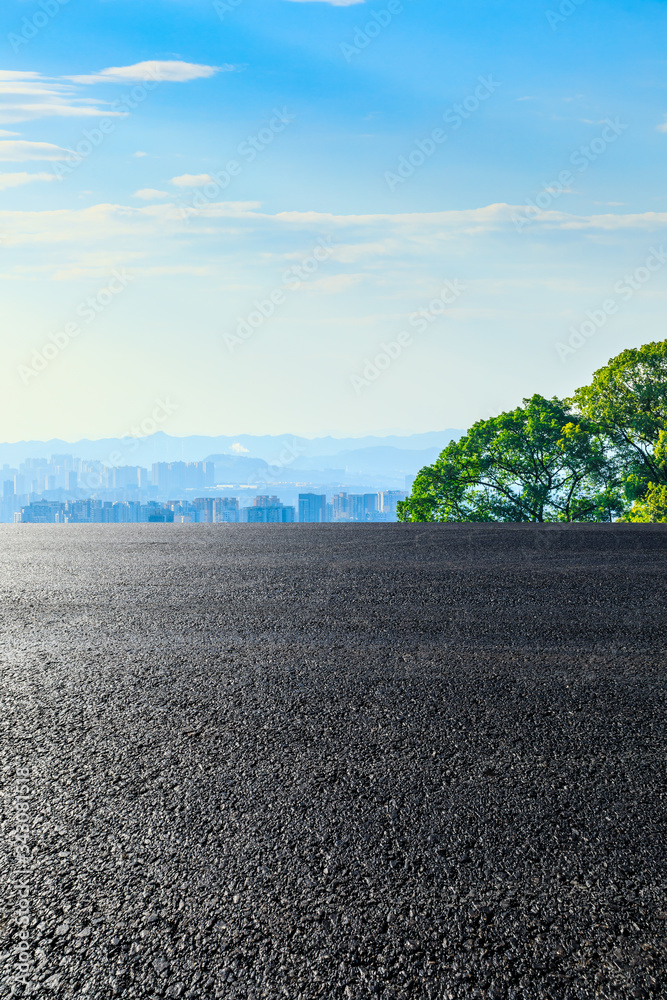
xmin=51 ymin=454 xmax=75 ymax=471
xmin=379 ymin=491 xmax=407 ymax=517
xmin=214 ymin=497 xmax=240 ymax=523
xmin=363 ymin=493 xmax=379 ymax=515
xmin=244 ymin=503 xmax=295 ymax=523
xmin=298 ymin=493 xmax=327 ymax=523
xmin=152 ymin=461 xmax=215 ymax=493
xmin=193 ymin=497 xmax=240 ymax=522
xmin=331 ymin=493 xmax=349 ymax=520
xmin=112 ymin=466 xmax=142 ymax=489
xmin=253 ymin=495 xmax=281 ymax=508
xmin=19 ymin=501 xmax=65 ymax=523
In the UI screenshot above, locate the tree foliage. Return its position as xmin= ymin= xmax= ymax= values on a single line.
xmin=398 ymin=395 xmax=623 ymax=523
xmin=569 ymin=339 xmax=667 ymax=489
xmin=617 ymin=431 xmax=667 ymax=522
xmin=619 ymin=482 xmax=667 ymax=523
xmin=399 ymin=340 xmax=667 ymax=523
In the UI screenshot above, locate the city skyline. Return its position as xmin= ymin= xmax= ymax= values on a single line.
xmin=0 ymin=445 xmax=412 ymax=521
xmin=14 ymin=490 xmax=407 ymax=523
xmin=2 ymin=1 xmax=666 ymax=441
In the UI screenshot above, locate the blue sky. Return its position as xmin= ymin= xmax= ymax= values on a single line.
xmin=0 ymin=0 xmax=666 ymax=440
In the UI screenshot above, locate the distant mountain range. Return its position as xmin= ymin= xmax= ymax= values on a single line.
xmin=0 ymin=430 xmax=461 ymax=466
xmin=0 ymin=431 xmax=463 ymax=488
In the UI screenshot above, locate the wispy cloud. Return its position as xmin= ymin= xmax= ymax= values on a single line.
xmin=0 ymin=64 xmax=224 ymax=124
xmin=0 ymin=72 xmax=124 ymax=124
xmin=133 ymin=189 xmax=170 ymax=200
xmin=0 ymin=72 xmax=41 ymax=81
xmin=67 ymin=61 xmax=228 ymax=85
xmin=0 ymin=140 xmax=72 ymax=161
xmin=170 ymin=174 xmax=215 ymax=187
xmin=0 ymin=103 xmax=127 ymax=124
xmin=0 ymin=171 xmax=56 ymax=190
xmin=2 ymin=200 xmax=667 ymax=256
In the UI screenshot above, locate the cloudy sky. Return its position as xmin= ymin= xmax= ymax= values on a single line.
xmin=1 ymin=0 xmax=666 ymax=441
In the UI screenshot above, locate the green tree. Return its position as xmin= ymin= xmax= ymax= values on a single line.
xmin=398 ymin=395 xmax=623 ymax=523
xmin=569 ymin=339 xmax=667 ymax=491
xmin=617 ymin=431 xmax=667 ymax=521
xmin=619 ymin=482 xmax=667 ymax=523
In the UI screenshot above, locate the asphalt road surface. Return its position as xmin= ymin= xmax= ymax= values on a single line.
xmin=1 ymin=523 xmax=666 ymax=1000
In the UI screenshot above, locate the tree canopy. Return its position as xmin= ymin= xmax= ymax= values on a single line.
xmin=569 ymin=339 xmax=667 ymax=488
xmin=399 ymin=340 xmax=667 ymax=524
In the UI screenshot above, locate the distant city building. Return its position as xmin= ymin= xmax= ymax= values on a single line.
xmin=244 ymin=503 xmax=295 ymax=523
xmin=112 ymin=466 xmax=144 ymax=489
xmin=253 ymin=496 xmax=281 ymax=508
xmin=8 ymin=449 xmax=406 ymax=525
xmin=19 ymin=501 xmax=65 ymax=523
xmin=331 ymin=492 xmax=384 ymax=521
xmin=299 ymin=493 xmax=327 ymax=523
xmin=151 ymin=461 xmax=214 ymax=493
xmin=215 ymin=497 xmax=240 ymax=523
xmin=379 ymin=491 xmax=407 ymax=515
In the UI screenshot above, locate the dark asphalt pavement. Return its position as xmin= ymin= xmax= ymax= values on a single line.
xmin=1 ymin=524 xmax=666 ymax=999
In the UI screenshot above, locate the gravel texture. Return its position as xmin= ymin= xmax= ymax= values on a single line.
xmin=0 ymin=522 xmax=666 ymax=1000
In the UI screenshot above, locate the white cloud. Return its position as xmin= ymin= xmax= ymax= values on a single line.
xmin=170 ymin=173 xmax=215 ymax=187
xmin=68 ymin=61 xmax=228 ymax=85
xmin=0 ymin=73 xmax=126 ymax=124
xmin=50 ymin=263 xmax=211 ymax=281
xmin=0 ymin=103 xmax=127 ymax=124
xmin=230 ymin=442 xmax=249 ymax=454
xmin=0 ymin=172 xmax=56 ymax=190
xmin=0 ymin=82 xmax=74 ymax=96
xmin=0 ymin=130 xmax=19 ymax=136
xmin=0 ymin=66 xmax=220 ymax=123
xmin=2 ymin=200 xmax=667 ymax=258
xmin=133 ymin=188 xmax=170 ymax=200
xmin=133 ymin=151 xmax=148 ymax=158
xmin=657 ymin=118 xmax=667 ymax=133
xmin=0 ymin=140 xmax=72 ymax=161
xmin=0 ymin=72 xmax=40 ymax=81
